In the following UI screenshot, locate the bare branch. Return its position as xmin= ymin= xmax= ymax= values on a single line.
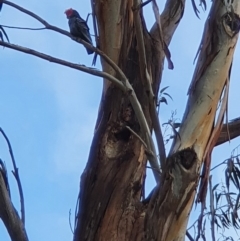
xmin=3 ymin=0 xmax=60 ymax=31
xmin=211 ymin=157 xmax=230 ymax=172
xmin=152 ymin=108 xmax=166 ymax=170
xmin=69 ymin=209 xmax=74 ymax=234
xmin=148 ymin=0 xmax=186 ymax=100
xmin=140 ymin=0 xmax=153 ymax=9
xmin=186 ymin=231 xmax=194 ymax=241
xmin=0 ymin=24 xmax=46 ymax=30
xmin=90 ymin=0 xmax=99 ymax=65
xmin=0 ymin=39 xmax=160 ymax=182
xmin=2 ymin=2 xmax=161 ymax=173
xmin=133 ymin=0 xmax=166 ymax=172
xmin=0 ymin=128 xmax=25 ymax=225
xmin=197 ymin=76 xmax=230 ymax=204
xmin=162 ymin=117 xmax=240 ymax=148
xmin=151 ymin=0 xmax=173 ymax=69
xmin=209 ymin=175 xmax=216 ymax=241
xmin=0 ymin=40 xmax=124 ymax=89
xmin=216 ymin=117 xmax=240 ymax=146
xmin=151 ymin=0 xmax=186 ymax=45
xmin=0 ymin=164 xmax=28 ymax=241
xmin=204 ymin=77 xmax=230 ymax=160
xmin=125 ymin=126 xmax=148 ymax=149
xmin=125 ymin=82 xmax=161 ymax=182
xmin=0 ymin=159 xmax=10 ymax=197
xmin=2 ymin=1 xmax=127 ymax=84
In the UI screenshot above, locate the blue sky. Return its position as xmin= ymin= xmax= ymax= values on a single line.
xmin=0 ymin=1 xmax=240 ymax=240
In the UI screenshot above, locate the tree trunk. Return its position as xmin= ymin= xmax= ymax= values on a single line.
xmin=74 ymin=0 xmax=240 ymax=241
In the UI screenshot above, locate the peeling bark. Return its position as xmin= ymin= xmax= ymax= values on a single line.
xmin=216 ymin=117 xmax=240 ymax=146
xmin=74 ymin=1 xmax=152 ymax=240
xmin=0 ymin=172 xmax=28 ymax=241
xmin=171 ymin=1 xmax=240 ymax=158
xmin=74 ymin=0 xmax=240 ymax=241
xmin=145 ymin=148 xmax=199 ymax=241
xmin=145 ymin=1 xmax=240 ymax=241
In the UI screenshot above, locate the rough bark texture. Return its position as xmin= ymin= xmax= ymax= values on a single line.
xmin=0 ymin=172 xmax=28 ymax=241
xmin=145 ymin=1 xmax=240 ymax=241
xmin=74 ymin=2 xmax=153 ymax=240
xmin=216 ymin=117 xmax=240 ymax=146
xmin=146 ymin=148 xmax=199 ymax=241
xmin=1 ymin=1 xmax=240 ymax=241
xmin=74 ymin=0 xmax=240 ymax=241
xmin=74 ymin=0 xmax=185 ymax=240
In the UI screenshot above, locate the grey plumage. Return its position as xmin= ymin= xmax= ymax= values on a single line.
xmin=65 ymin=9 xmax=93 ymax=55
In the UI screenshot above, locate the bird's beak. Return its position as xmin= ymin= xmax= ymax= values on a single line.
xmin=64 ymin=11 xmax=69 ymax=19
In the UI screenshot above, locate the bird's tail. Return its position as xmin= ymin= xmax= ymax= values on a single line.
xmin=86 ymin=48 xmax=94 ymax=55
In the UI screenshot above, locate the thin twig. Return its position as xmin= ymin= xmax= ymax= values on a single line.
xmin=90 ymin=0 xmax=99 ymax=65
xmin=196 ymin=200 xmax=206 ymax=241
xmin=2 ymin=0 xmax=161 ymax=182
xmin=0 ymin=127 xmax=25 ymax=225
xmin=68 ymin=209 xmax=74 ymax=234
xmin=0 ymin=159 xmax=10 ymax=197
xmin=0 ymin=39 xmax=160 ymax=182
xmin=0 ymin=170 xmax=29 ymax=241
xmin=0 ymin=24 xmax=46 ymax=30
xmin=74 ymin=192 xmax=80 ymax=232
xmin=132 ymin=0 xmax=153 ymax=10
xmin=86 ymin=13 xmax=91 ymax=23
xmin=2 ymin=0 xmax=126 ymax=86
xmin=140 ymin=0 xmax=153 ymax=8
xmin=126 ymin=86 xmax=160 ymax=182
xmin=151 ymin=0 xmax=173 ymax=69
xmin=187 ymin=204 xmax=229 ymax=231
xmin=125 ymin=126 xmax=148 ymax=149
xmin=225 ymin=65 xmax=231 ymax=142
xmin=0 ymin=41 xmax=124 ymax=90
xmin=186 ymin=231 xmax=194 ymax=241
xmin=132 ymin=0 xmax=166 ymax=172
xmin=210 ymin=153 xmax=240 ymax=171
xmin=152 ymin=107 xmax=167 ymax=170
xmin=209 ymin=175 xmax=216 ymax=241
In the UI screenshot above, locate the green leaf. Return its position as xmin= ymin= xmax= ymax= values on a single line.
xmin=163 ymin=92 xmax=173 ymax=101
xmin=160 ymin=86 xmax=169 ymax=93
xmin=159 ymin=97 xmax=168 ymax=105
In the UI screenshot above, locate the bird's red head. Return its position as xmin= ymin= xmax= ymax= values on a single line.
xmin=64 ymin=8 xmax=73 ymax=18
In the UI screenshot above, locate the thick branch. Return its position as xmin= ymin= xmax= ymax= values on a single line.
xmin=216 ymin=117 xmax=240 ymax=146
xmin=0 ymin=39 xmax=160 ymax=181
xmin=151 ymin=0 xmax=186 ymax=45
xmin=146 ymin=1 xmax=240 ymax=240
xmin=0 ymin=128 xmax=25 ymax=224
xmin=150 ymin=0 xmax=186 ymax=95
xmin=171 ymin=1 xmax=240 ymax=157
xmin=133 ymin=0 xmax=166 ymax=170
xmin=2 ymin=0 xmax=160 ymax=182
xmin=2 ymin=1 xmax=127 ymax=84
xmin=0 ymin=171 xmax=28 ymax=241
xmin=0 ymin=40 xmax=124 ymax=88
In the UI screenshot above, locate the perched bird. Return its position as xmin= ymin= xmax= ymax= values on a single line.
xmin=65 ymin=8 xmax=94 ymax=55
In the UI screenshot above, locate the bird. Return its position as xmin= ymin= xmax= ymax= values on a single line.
xmin=65 ymin=8 xmax=94 ymax=55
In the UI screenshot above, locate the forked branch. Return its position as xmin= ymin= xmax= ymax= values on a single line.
xmin=133 ymin=0 xmax=166 ymax=171
xmin=0 ymin=129 xmax=28 ymax=241
xmin=0 ymin=128 xmax=25 ymax=225
xmin=2 ymin=0 xmax=161 ymax=182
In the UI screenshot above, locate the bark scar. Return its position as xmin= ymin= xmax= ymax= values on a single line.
xmin=222 ymin=7 xmax=240 ymax=37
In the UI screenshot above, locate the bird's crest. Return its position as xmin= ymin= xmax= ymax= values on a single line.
xmin=64 ymin=8 xmax=73 ymax=17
